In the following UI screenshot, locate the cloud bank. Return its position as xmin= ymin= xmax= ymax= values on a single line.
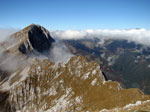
xmin=0 ymin=52 xmax=28 ymax=72
xmin=0 ymin=28 xmax=19 ymax=42
xmin=51 ymin=29 xmax=150 ymax=46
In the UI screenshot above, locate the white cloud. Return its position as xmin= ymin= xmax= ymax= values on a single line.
xmin=48 ymin=40 xmax=73 ymax=63
xmin=0 ymin=28 xmax=19 ymax=42
xmin=51 ymin=29 xmax=150 ymax=46
xmin=51 ymin=30 xmax=88 ymax=40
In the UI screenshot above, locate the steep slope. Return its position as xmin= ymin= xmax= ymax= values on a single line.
xmin=0 ymin=56 xmax=150 ymax=112
xmin=1 ymin=24 xmax=55 ymax=55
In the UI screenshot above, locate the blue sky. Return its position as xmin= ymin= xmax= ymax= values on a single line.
xmin=0 ymin=0 xmax=150 ymax=30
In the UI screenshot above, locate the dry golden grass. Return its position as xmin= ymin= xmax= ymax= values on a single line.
xmin=8 ymin=56 xmax=150 ymax=111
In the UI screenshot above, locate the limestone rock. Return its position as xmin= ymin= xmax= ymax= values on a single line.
xmin=1 ymin=56 xmax=150 ymax=112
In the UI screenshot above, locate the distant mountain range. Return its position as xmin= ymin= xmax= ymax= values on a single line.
xmin=0 ymin=24 xmax=150 ymax=112
xmin=63 ymin=38 xmax=150 ymax=94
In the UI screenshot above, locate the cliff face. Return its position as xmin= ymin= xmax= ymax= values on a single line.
xmin=18 ymin=24 xmax=55 ymax=54
xmin=0 ymin=24 xmax=150 ymax=112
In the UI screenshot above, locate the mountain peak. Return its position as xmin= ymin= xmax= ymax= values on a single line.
xmin=23 ymin=24 xmax=44 ymax=31
xmin=1 ymin=24 xmax=55 ymax=55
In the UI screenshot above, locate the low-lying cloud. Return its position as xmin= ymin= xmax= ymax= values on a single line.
xmin=0 ymin=52 xmax=28 ymax=72
xmin=0 ymin=28 xmax=19 ymax=42
xmin=51 ymin=29 xmax=150 ymax=46
xmin=48 ymin=40 xmax=73 ymax=63
xmin=0 ymin=28 xmax=26 ymax=73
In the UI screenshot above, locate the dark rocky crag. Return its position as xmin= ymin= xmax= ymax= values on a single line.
xmin=1 ymin=24 xmax=55 ymax=56
xmin=18 ymin=24 xmax=55 ymax=55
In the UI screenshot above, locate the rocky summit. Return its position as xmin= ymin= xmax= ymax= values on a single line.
xmin=1 ymin=24 xmax=55 ymax=55
xmin=0 ymin=24 xmax=150 ymax=112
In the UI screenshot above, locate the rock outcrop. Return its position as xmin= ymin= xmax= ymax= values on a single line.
xmin=0 ymin=56 xmax=150 ymax=112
